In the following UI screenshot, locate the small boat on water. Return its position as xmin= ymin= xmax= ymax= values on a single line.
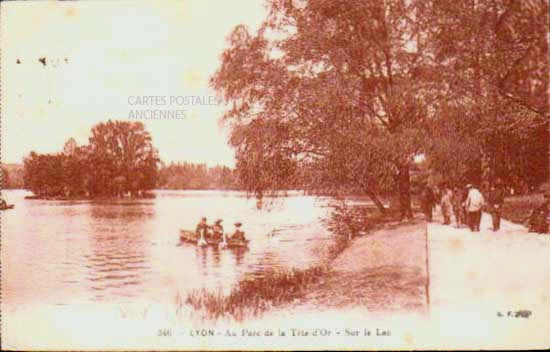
xmin=179 ymin=230 xmax=249 ymax=249
xmin=0 ymin=204 xmax=14 ymax=211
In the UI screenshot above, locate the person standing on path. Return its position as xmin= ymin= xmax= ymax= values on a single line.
xmin=488 ymin=179 xmax=506 ymax=231
xmin=525 ymin=191 xmax=550 ymax=234
xmin=465 ymin=184 xmax=485 ymax=232
xmin=440 ymin=184 xmax=453 ymax=225
xmin=452 ymin=186 xmax=464 ymax=228
xmin=433 ymin=185 xmax=441 ymax=214
xmin=421 ymin=184 xmax=435 ymax=222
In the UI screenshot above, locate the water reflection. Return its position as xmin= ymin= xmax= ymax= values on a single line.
xmin=196 ymin=246 xmax=209 ymax=275
xmin=86 ymin=203 xmax=153 ymax=299
xmin=231 ymin=247 xmax=247 ymax=266
xmin=211 ymin=247 xmax=221 ymax=268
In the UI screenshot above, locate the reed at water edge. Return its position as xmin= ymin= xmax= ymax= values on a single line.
xmin=184 ymin=266 xmax=325 ymax=321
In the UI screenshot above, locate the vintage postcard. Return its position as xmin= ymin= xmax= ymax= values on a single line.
xmin=1 ymin=0 xmax=549 ymax=350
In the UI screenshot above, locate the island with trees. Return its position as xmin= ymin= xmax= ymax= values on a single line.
xmin=20 ymin=120 xmax=243 ymax=199
xmin=23 ymin=120 xmax=159 ymax=199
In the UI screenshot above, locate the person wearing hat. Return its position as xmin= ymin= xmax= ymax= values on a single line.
xmin=195 ymin=217 xmax=210 ymax=241
xmin=488 ymin=179 xmax=506 ymax=231
xmin=465 ymin=183 xmax=484 ymax=232
xmin=230 ymin=222 xmax=246 ymax=241
xmin=212 ymin=219 xmax=224 ymax=242
xmin=525 ymin=191 xmax=550 ymax=234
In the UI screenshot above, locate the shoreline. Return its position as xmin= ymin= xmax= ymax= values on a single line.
xmin=23 ymin=194 xmax=156 ymax=201
xmin=185 ymin=213 xmax=430 ymax=321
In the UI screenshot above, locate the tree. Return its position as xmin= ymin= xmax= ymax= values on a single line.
xmin=425 ymin=0 xmax=549 ymax=189
xmin=63 ymin=146 xmax=90 ymax=197
xmin=63 ymin=138 xmax=78 ymax=157
xmin=87 ymin=120 xmax=159 ymax=196
xmin=212 ymin=0 xmax=444 ymax=215
xmin=23 ymin=152 xmax=65 ymax=197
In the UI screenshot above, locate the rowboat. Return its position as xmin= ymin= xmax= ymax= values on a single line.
xmin=179 ymin=230 xmax=249 ymax=248
xmin=0 ymin=204 xmax=14 ymax=211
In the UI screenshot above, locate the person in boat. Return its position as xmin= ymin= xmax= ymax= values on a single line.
xmin=229 ymin=222 xmax=246 ymax=241
xmin=212 ymin=219 xmax=224 ymax=241
xmin=195 ymin=217 xmax=210 ymax=240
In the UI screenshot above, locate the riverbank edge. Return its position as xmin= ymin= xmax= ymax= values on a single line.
xmin=277 ymin=219 xmax=429 ymax=314
xmin=185 ymin=215 xmax=429 ymax=320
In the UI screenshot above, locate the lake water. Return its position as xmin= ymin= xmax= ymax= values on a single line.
xmin=1 ymin=189 xmax=336 ymax=314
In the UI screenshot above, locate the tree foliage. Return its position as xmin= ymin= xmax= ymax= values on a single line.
xmin=212 ymin=0 xmax=549 ymax=209
xmin=425 ymin=0 xmax=549 ymax=190
xmin=212 ymin=0 xmax=442 ymax=214
xmin=23 ymin=120 xmax=159 ymax=198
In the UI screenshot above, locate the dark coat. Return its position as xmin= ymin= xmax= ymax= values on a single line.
xmin=488 ymin=186 xmax=506 ymax=207
xmin=421 ymin=188 xmax=435 ymax=209
xmin=527 ymin=204 xmax=549 ymax=233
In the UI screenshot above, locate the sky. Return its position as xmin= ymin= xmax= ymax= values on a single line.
xmin=0 ymin=0 xmax=267 ymax=167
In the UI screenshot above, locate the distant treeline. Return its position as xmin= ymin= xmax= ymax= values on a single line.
xmin=157 ymin=162 xmax=240 ymax=190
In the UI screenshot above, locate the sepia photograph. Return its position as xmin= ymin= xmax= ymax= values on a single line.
xmin=0 ymin=0 xmax=549 ymax=350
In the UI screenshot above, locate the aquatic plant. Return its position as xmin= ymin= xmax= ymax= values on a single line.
xmin=184 ymin=266 xmax=325 ymax=321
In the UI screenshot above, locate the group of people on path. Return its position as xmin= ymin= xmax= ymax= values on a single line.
xmin=195 ymin=217 xmax=246 ymax=242
xmin=421 ymin=182 xmax=490 ymax=232
xmin=419 ymin=180 xmax=545 ymax=233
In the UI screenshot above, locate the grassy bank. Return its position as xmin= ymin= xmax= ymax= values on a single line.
xmin=185 ymin=267 xmax=325 ymax=321
xmin=501 ymin=193 xmax=543 ymax=225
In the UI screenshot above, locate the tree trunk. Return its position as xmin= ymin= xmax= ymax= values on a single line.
xmin=398 ymin=164 xmax=413 ymax=219
xmin=480 ymin=148 xmax=491 ymax=192
xmin=365 ymin=189 xmax=387 ymax=216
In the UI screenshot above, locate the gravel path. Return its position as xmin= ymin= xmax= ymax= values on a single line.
xmin=284 ymin=220 xmax=429 ymax=314
xmin=427 ymin=212 xmax=550 ymax=349
xmin=242 ymin=212 xmax=550 ymax=349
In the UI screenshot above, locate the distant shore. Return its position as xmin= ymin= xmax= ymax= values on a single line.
xmin=23 ymin=192 xmax=156 ymax=201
